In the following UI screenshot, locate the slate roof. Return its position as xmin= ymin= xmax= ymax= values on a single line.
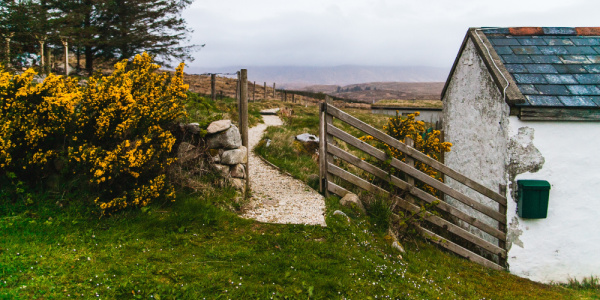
xmin=481 ymin=27 xmax=600 ymax=107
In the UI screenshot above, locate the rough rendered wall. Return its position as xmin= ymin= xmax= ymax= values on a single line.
xmin=442 ymin=38 xmax=510 ymax=243
xmin=506 ymin=117 xmax=600 ymax=283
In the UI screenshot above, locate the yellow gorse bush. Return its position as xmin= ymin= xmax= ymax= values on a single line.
xmin=0 ymin=53 xmax=188 ymax=214
xmin=360 ymin=112 xmax=452 ymax=196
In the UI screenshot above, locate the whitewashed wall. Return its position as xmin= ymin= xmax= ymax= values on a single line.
xmin=442 ymin=38 xmax=510 ymax=243
xmin=506 ymin=117 xmax=600 ymax=283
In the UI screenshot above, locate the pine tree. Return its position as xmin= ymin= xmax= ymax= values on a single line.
xmin=0 ymin=0 xmax=197 ymax=73
xmin=96 ymin=0 xmax=196 ymax=66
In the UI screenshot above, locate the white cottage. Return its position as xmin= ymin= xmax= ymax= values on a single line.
xmin=442 ymin=27 xmax=600 ymax=283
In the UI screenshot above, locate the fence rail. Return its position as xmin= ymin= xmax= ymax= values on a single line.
xmin=319 ymin=100 xmax=508 ymax=270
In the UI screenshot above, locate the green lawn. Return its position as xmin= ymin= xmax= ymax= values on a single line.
xmin=1 ymin=101 xmax=598 ymax=299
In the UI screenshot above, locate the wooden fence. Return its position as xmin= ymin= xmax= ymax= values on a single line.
xmin=319 ymin=100 xmax=508 ymax=270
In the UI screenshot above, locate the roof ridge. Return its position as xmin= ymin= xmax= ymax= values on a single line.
xmin=481 ymin=27 xmax=600 ymax=36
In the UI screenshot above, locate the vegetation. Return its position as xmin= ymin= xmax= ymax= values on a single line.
xmin=361 ymin=111 xmax=451 ymax=196
xmin=255 ymin=102 xmax=599 ymax=299
xmin=0 ymin=53 xmax=187 ymax=213
xmin=372 ymin=99 xmax=443 ymax=109
xmin=0 ymin=0 xmax=196 ymax=73
xmin=1 ymin=73 xmax=598 ymax=299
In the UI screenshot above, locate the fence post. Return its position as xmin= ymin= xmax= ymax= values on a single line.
xmin=264 ymin=82 xmax=267 ymax=99
xmin=273 ymin=83 xmax=276 ymax=97
xmin=498 ymin=184 xmax=508 ymax=268
xmin=324 ymin=96 xmax=335 ymax=197
xmin=319 ymin=100 xmax=326 ymax=193
xmin=240 ymin=69 xmax=249 ymax=196
xmin=253 ymin=81 xmax=256 ymax=102
xmin=292 ymin=94 xmax=295 ymax=103
xmin=211 ymin=74 xmax=216 ymax=102
xmin=405 ymin=137 xmax=415 ymax=189
xmin=236 ymin=71 xmax=240 ymax=106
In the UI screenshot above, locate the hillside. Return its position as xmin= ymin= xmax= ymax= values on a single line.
xmin=185 ymin=65 xmax=449 ymax=88
xmin=183 ymin=73 xmax=372 ymax=109
xmin=302 ymin=82 xmax=445 ymax=103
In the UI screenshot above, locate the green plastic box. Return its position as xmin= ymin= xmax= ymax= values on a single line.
xmin=517 ymin=180 xmax=551 ymax=219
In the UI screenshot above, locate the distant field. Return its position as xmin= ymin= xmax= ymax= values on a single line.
xmin=372 ymin=99 xmax=443 ymax=109
xmin=302 ymin=82 xmax=445 ymax=104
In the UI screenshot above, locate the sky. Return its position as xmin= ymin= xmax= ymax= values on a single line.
xmin=182 ymin=0 xmax=600 ymax=70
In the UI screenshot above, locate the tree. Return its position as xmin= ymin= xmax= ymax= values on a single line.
xmin=96 ymin=0 xmax=196 ymax=66
xmin=0 ymin=0 xmax=197 ymax=73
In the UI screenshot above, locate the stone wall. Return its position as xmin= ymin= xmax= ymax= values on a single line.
xmin=205 ymin=120 xmax=247 ymax=191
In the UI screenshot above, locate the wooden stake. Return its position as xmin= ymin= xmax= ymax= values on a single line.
xmin=498 ymin=184 xmax=508 ymax=268
xmin=211 ymin=74 xmax=216 ymax=101
xmin=240 ymin=69 xmax=249 ymax=195
xmin=273 ymin=83 xmax=276 ymax=97
xmin=253 ymin=81 xmax=256 ymax=102
xmin=405 ymin=137 xmax=415 ymax=189
xmin=325 ymin=96 xmax=334 ymax=197
xmin=264 ymin=82 xmax=267 ymax=99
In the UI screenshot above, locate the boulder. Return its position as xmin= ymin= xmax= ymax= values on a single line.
xmin=230 ymin=164 xmax=246 ymax=179
xmin=392 ymin=241 xmax=405 ymax=254
xmin=207 ymin=125 xmax=242 ymax=149
xmin=295 ymin=133 xmax=319 ymax=154
xmin=229 ymin=178 xmax=245 ymax=190
xmin=221 ymin=146 xmax=247 ymax=165
xmin=213 ymin=164 xmax=230 ymax=178
xmin=185 ymin=123 xmax=201 ymax=134
xmin=177 ymin=142 xmax=197 ymax=163
xmin=207 ymin=120 xmax=232 ymax=134
xmin=388 ymin=228 xmax=405 ymax=253
xmin=340 ymin=192 xmax=366 ymax=213
xmin=333 ymin=210 xmax=350 ymax=222
xmin=295 ymin=133 xmax=319 ymax=143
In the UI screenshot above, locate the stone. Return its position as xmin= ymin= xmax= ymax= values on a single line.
xmin=230 ymin=164 xmax=246 ymax=179
xmin=333 ymin=210 xmax=350 ymax=222
xmin=213 ymin=164 xmax=230 ymax=178
xmin=388 ymin=228 xmax=405 ymax=253
xmin=206 ymin=119 xmax=232 ymax=134
xmin=221 ymin=146 xmax=247 ymax=165
xmin=295 ymin=133 xmax=319 ymax=143
xmin=177 ymin=142 xmax=197 ymax=163
xmin=207 ymin=125 xmax=242 ymax=149
xmin=229 ymin=178 xmax=245 ymax=190
xmin=392 ymin=241 xmax=405 ymax=253
xmin=340 ymin=192 xmax=366 ymax=213
xmin=295 ymin=133 xmax=319 ymax=154
xmin=185 ymin=123 xmax=201 ymax=134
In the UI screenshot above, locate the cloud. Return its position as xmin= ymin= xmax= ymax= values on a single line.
xmin=183 ymin=0 xmax=600 ymax=68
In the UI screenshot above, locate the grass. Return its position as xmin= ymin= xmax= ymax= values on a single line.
xmin=1 ymin=188 xmax=593 ymax=299
xmin=1 ymin=101 xmax=599 ymax=299
xmin=372 ymin=99 xmax=443 ymax=109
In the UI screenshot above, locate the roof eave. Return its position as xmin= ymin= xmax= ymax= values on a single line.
xmin=442 ymin=28 xmax=527 ymax=106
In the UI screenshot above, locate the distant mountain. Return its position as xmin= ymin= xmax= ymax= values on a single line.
xmin=185 ymin=65 xmax=449 ymax=88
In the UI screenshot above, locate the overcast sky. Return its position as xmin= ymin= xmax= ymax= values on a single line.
xmin=182 ymin=0 xmax=600 ymax=69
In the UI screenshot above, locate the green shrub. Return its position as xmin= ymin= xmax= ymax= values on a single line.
xmin=0 ymin=53 xmax=188 ymax=214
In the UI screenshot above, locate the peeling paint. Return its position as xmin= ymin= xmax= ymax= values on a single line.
xmin=507 ymin=127 xmax=545 ymax=199
xmin=507 ymin=216 xmax=524 ymax=250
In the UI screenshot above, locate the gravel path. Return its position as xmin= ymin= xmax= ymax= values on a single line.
xmin=242 ymin=110 xmax=327 ymax=226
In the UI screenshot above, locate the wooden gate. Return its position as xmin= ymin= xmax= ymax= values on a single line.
xmin=319 ymin=101 xmax=508 ymax=270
